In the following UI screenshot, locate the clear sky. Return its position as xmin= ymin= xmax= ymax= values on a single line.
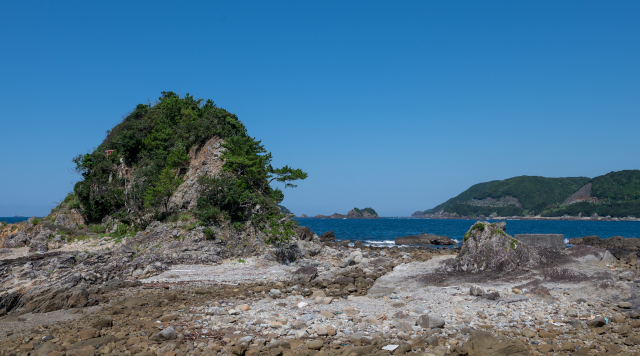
xmin=1 ymin=1 xmax=639 ymax=217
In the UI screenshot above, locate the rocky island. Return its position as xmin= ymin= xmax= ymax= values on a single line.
xmin=313 ymin=208 xmax=380 ymax=219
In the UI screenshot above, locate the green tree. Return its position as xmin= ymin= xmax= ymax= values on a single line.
xmin=143 ymin=167 xmax=182 ymax=218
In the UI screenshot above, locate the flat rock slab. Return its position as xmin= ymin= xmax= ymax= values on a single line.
xmin=514 ymin=234 xmax=565 ymax=249
xmin=395 ymin=233 xmax=455 ymax=246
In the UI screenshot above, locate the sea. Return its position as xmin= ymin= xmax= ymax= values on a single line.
xmin=294 ymin=218 xmax=640 ymax=248
xmin=0 ymin=217 xmax=32 ymax=224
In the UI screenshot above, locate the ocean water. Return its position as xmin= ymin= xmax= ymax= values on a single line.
xmin=0 ymin=217 xmax=31 ymax=224
xmin=294 ymin=218 xmax=640 ymax=247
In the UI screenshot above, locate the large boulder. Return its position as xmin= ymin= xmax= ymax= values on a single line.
xmin=29 ymin=228 xmax=53 ymax=253
xmin=3 ymin=231 xmax=30 ymax=248
xmin=445 ymin=221 xmax=551 ymax=273
xmin=295 ymin=226 xmax=315 ymax=241
xmin=320 ymin=231 xmax=336 ymax=243
xmin=395 ymin=233 xmax=455 ymax=246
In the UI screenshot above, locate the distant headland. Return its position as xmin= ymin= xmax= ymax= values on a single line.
xmin=412 ymin=170 xmax=640 ymax=220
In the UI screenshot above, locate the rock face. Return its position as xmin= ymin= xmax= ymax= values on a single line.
xmin=3 ymin=231 xmax=30 ymax=248
xmin=444 ymin=221 xmax=552 ymax=273
xmin=395 ymin=233 xmax=456 ymax=246
xmin=52 ymin=210 xmax=85 ymax=228
xmin=514 ymin=234 xmax=565 ymax=249
xmin=168 ymin=137 xmax=225 ymax=211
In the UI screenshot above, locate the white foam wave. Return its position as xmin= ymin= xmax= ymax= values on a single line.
xmin=363 ymin=240 xmax=397 ymax=246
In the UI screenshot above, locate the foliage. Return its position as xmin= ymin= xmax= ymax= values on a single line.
xmin=71 ymin=92 xmax=306 ymax=226
xmin=463 ymin=222 xmax=486 ymax=242
xmin=263 ymin=214 xmax=298 ymax=244
xmin=444 ymin=204 xmax=523 ymax=218
xmin=278 ymin=205 xmax=292 ymax=215
xmin=591 ymin=170 xmax=640 ymax=202
xmin=353 ymin=207 xmax=378 ymax=216
xmin=203 ymin=227 xmax=216 ymax=240
xmin=425 ymin=171 xmax=640 ymax=218
xmin=90 ymin=224 xmax=106 ymax=234
xmin=426 ymin=176 xmax=590 ymax=216
xmin=541 ymin=201 xmax=640 ymax=218
xmin=143 ymin=167 xmax=183 ymax=218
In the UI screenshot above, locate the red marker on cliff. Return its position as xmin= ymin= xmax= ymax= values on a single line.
xmin=105 ymin=150 xmax=115 ymax=159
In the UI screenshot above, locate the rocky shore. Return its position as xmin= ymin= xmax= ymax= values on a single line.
xmin=2 ymin=220 xmax=640 ymax=356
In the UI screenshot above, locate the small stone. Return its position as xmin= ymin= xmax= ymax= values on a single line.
xmin=269 ymin=321 xmax=283 ymax=328
xmin=307 ymin=339 xmax=324 ymax=350
xmin=619 ymin=302 xmax=633 ymax=309
xmin=587 ymin=316 xmax=606 ymax=328
xmin=417 ymin=314 xmax=445 ymax=329
xmin=343 ymin=307 xmax=359 ymax=316
xmin=320 ymin=311 xmax=334 ymax=318
xmin=77 ymin=327 xmax=98 ymax=341
xmin=239 ymin=304 xmax=251 ymax=311
xmin=611 ymin=313 xmax=626 ymax=323
xmin=159 ymin=313 xmax=178 ymax=322
xmin=469 ymin=285 xmax=484 ymax=296
xmin=269 ymin=289 xmax=282 ymax=298
xmin=512 ymin=288 xmax=522 ymax=294
xmin=484 ymin=291 xmax=500 ymax=300
xmin=93 ymin=318 xmax=113 ymax=329
xmin=151 ymin=326 xmax=177 ymax=341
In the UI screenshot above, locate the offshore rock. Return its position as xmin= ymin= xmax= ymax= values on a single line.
xmin=395 ymin=233 xmax=456 ymax=246
xmin=319 ymin=230 xmax=336 ymax=243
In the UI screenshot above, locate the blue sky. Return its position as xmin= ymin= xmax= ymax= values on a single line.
xmin=1 ymin=1 xmax=639 ymax=217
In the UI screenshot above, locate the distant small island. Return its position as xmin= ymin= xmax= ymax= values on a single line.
xmin=313 ymin=207 xmax=380 ymax=219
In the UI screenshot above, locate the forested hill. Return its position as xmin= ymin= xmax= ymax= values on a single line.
xmin=414 ymin=170 xmax=640 ymax=218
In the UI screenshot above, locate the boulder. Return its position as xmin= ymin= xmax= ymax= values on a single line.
xmin=514 ymin=234 xmax=564 ymax=249
xmin=296 ymin=226 xmax=315 ymax=241
xmin=291 ymin=266 xmax=317 ymax=283
xmin=320 ymin=231 xmax=336 ymax=243
xmin=444 ymin=221 xmax=556 ymax=273
xmin=3 ymin=231 xmax=30 ymax=248
xmin=395 ymin=233 xmax=456 ymax=246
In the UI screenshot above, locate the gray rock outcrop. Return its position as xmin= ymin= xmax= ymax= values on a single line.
xmin=444 ymin=221 xmax=557 ymax=274
xmin=168 ymin=137 xmax=225 ymax=211
xmin=395 ymin=233 xmax=455 ymax=246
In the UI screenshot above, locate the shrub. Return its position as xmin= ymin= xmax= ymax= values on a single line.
xmin=90 ymin=224 xmax=106 ymax=234
xmin=203 ymin=227 xmax=216 ymax=240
